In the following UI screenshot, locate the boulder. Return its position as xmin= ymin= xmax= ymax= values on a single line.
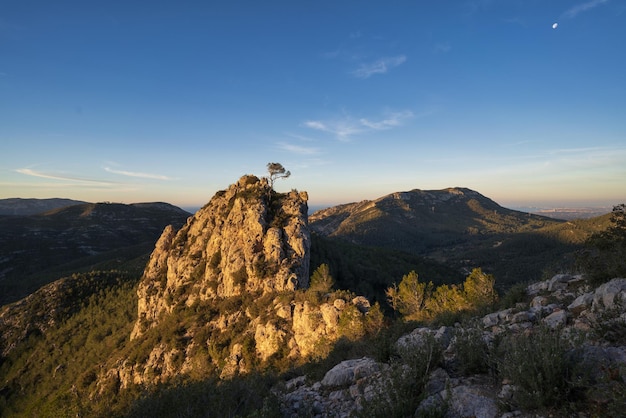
xmin=543 ymin=310 xmax=568 ymax=329
xmin=527 ymin=280 xmax=548 ymax=296
xmin=592 ymin=278 xmax=626 ymax=312
xmin=570 ymin=345 xmax=626 ymax=382
xmin=320 ymin=357 xmax=380 ymax=387
xmin=351 ymin=296 xmax=371 ymax=313
xmin=442 ymin=377 xmax=499 ymax=418
xmin=482 ymin=312 xmax=500 ymax=328
xmin=396 ymin=326 xmax=454 ymax=350
xmin=530 ymin=295 xmax=549 ymax=309
xmin=547 ymin=274 xmax=575 ymax=292
xmin=568 ymin=292 xmax=594 ymax=315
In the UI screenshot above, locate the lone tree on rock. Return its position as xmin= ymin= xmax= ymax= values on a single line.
xmin=267 ymin=162 xmax=291 ymax=190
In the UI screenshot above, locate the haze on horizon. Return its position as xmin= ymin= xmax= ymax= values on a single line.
xmin=1 ymin=1 xmax=625 ymax=210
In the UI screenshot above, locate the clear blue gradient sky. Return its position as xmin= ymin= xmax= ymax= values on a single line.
xmin=1 ymin=0 xmax=625 ymax=210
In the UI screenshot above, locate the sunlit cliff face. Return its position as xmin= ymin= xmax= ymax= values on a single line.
xmin=132 ymin=175 xmax=311 ymax=339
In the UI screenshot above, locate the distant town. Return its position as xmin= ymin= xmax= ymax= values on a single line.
xmin=512 ymin=206 xmax=614 ymax=220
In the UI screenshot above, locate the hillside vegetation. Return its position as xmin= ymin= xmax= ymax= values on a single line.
xmin=0 ymin=198 xmax=87 ymax=216
xmin=0 ymin=202 xmax=190 ymax=305
xmin=310 ymin=188 xmax=609 ymax=287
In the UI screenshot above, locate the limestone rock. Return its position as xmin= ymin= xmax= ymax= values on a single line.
xmin=320 ymin=357 xmax=380 ymax=387
xmin=255 ymin=322 xmax=287 ymax=362
xmin=131 ymin=175 xmax=310 ymax=339
xmin=548 ymin=274 xmax=574 ymax=291
xmin=396 ymin=326 xmax=454 ymax=350
xmin=592 ymin=278 xmax=626 ymax=312
xmin=568 ymin=292 xmax=594 ymax=315
xmin=278 ymin=274 xmax=626 ymax=418
xmin=445 ymin=381 xmax=499 ymax=418
xmin=530 ymin=295 xmax=548 ymax=309
xmin=351 ymin=296 xmax=371 ymax=313
xmin=526 ymin=281 xmax=548 ymax=296
xmin=542 ymin=309 xmax=568 ymax=328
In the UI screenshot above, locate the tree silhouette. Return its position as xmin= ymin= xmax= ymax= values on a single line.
xmin=578 ymin=203 xmax=626 ymax=281
xmin=266 ymin=162 xmax=291 ymax=190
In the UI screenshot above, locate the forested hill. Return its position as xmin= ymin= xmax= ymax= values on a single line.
xmin=309 ymin=187 xmax=601 ymax=287
xmin=310 ymin=187 xmax=561 ymax=249
xmin=0 ymin=202 xmax=190 ymax=305
xmin=0 ymin=198 xmax=88 ymax=216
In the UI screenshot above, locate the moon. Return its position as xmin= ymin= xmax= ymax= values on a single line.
xmin=552 ymin=23 xmax=558 ymax=29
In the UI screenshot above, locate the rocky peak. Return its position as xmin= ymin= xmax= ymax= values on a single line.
xmin=131 ymin=175 xmax=310 ymax=339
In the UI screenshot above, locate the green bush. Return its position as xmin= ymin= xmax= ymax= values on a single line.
xmin=0 ymin=271 xmax=140 ymax=417
xmin=453 ymin=327 xmax=491 ymax=376
xmin=496 ymin=327 xmax=574 ymax=410
xmin=309 ymin=263 xmax=334 ymax=293
xmin=577 ymin=204 xmax=626 ymax=283
xmin=126 ymin=372 xmax=282 ymax=418
xmin=497 ymin=281 xmax=529 ymax=310
xmin=358 ymin=333 xmax=444 ymax=418
xmin=386 ymin=268 xmax=498 ymax=322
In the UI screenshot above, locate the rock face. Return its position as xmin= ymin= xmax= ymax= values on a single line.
xmin=96 ymin=176 xmax=378 ymax=390
xmin=131 ymin=175 xmax=311 ymax=339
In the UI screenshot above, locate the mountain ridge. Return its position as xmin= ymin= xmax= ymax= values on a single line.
xmin=310 ymin=187 xmax=562 ymax=254
xmin=0 ymin=201 xmax=191 ymax=305
xmin=0 ymin=198 xmax=88 ymax=216
xmin=309 ymin=187 xmax=587 ymax=287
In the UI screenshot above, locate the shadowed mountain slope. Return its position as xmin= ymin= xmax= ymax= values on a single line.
xmin=310 ymin=188 xmax=585 ymax=286
xmin=0 ymin=202 xmax=190 ymax=305
xmin=310 ymin=188 xmax=561 ymax=251
xmin=0 ymin=198 xmax=88 ymax=216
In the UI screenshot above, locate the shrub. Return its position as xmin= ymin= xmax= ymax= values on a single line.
xmin=337 ymin=305 xmax=366 ymax=341
xmin=496 ymin=327 xmax=574 ymax=410
xmin=358 ymin=333 xmax=444 ymax=417
xmin=577 ymin=204 xmax=626 ymax=283
xmin=453 ymin=328 xmax=491 ymax=375
xmin=497 ymin=281 xmax=529 ymax=310
xmin=126 ymin=372 xmax=281 ymax=418
xmin=386 ymin=268 xmax=498 ymax=322
xmin=309 ymin=263 xmax=334 ymax=293
xmin=386 ymin=271 xmax=433 ymax=320
xmin=463 ymin=268 xmax=498 ymax=310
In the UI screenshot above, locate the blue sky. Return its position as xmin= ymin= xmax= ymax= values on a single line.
xmin=1 ymin=0 xmax=625 ymax=210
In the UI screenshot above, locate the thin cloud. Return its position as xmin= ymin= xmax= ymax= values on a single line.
xmin=16 ymin=168 xmax=113 ymax=185
xmin=303 ymin=119 xmax=364 ymax=141
xmin=352 ymin=55 xmax=407 ymax=79
xmin=304 ymin=110 xmax=413 ymax=141
xmin=104 ymin=167 xmax=171 ymax=180
xmin=276 ymin=142 xmax=321 ymax=156
xmin=562 ymin=0 xmax=609 ymax=19
xmin=303 ymin=121 xmax=328 ymax=131
xmin=434 ymin=42 xmax=452 ymax=53
xmin=359 ymin=111 xmax=413 ymax=130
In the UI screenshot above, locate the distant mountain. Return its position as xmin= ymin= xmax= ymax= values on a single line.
xmin=0 ymin=198 xmax=88 ymax=216
xmin=0 ymin=201 xmax=191 ymax=305
xmin=310 ymin=187 xmax=560 ymax=250
xmin=309 ymin=188 xmax=598 ymax=286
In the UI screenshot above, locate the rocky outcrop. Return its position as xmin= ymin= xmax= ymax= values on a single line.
xmin=278 ymin=274 xmax=626 ymax=417
xmin=95 ymin=176 xmax=381 ymax=391
xmin=281 ymin=357 xmax=387 ymax=417
xmin=131 ymin=175 xmax=310 ymax=339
